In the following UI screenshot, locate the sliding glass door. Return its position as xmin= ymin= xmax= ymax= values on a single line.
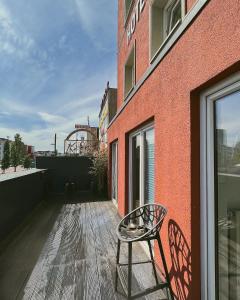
xmin=215 ymin=90 xmax=240 ymax=300
xmin=144 ymin=128 xmax=155 ymax=204
xmin=202 ymin=75 xmax=240 ymax=300
xmin=111 ymin=142 xmax=118 ymax=206
xmin=129 ymin=124 xmax=155 ymax=211
xmin=131 ymin=134 xmax=141 ymax=209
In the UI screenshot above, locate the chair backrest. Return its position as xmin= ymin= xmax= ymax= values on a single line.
xmin=117 ymin=203 xmax=167 ymax=241
xmin=141 ymin=204 xmax=167 ymax=234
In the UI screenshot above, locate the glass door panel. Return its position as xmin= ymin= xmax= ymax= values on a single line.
xmin=215 ymin=90 xmax=240 ymax=300
xmin=132 ymin=134 xmax=141 ymax=210
xmin=129 ymin=125 xmax=155 ymax=211
xmin=144 ymin=128 xmax=155 ymax=204
xmin=111 ymin=142 xmax=118 ymax=204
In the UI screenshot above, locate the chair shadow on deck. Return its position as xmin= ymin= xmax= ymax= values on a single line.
xmin=168 ymin=220 xmax=192 ymax=300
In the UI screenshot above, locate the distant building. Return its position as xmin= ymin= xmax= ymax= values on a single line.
xmin=0 ymin=138 xmax=8 ymax=161
xmin=25 ymin=145 xmax=35 ymax=158
xmin=0 ymin=138 xmax=13 ymax=161
xmin=99 ymin=82 xmax=117 ymax=150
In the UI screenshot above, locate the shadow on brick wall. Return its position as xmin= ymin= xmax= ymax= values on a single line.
xmin=168 ymin=220 xmax=192 ymax=300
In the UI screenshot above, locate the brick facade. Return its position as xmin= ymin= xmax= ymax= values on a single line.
xmin=108 ymin=0 xmax=240 ymax=298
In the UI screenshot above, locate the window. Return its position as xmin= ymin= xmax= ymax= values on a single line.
xmin=150 ymin=0 xmax=184 ymax=59
xmin=129 ymin=123 xmax=154 ymax=211
xmin=125 ymin=0 xmax=133 ymax=21
xmin=124 ymin=44 xmax=135 ymax=98
xmin=201 ymin=74 xmax=240 ymax=300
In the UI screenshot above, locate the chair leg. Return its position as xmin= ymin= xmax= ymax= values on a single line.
xmin=128 ymin=242 xmax=132 ymax=299
xmin=147 ymin=240 xmax=159 ymax=285
xmin=156 ymin=234 xmax=174 ymax=300
xmin=115 ymin=239 xmax=121 ymax=291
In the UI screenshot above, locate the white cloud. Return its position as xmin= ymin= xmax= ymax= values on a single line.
xmin=1 ymin=42 xmax=15 ymax=54
xmin=0 ymin=111 xmax=11 ymax=116
xmin=74 ymin=0 xmax=117 ymax=51
xmin=75 ymin=0 xmax=93 ymax=32
xmin=58 ymin=93 xmax=101 ymax=113
xmin=0 ymin=98 xmax=34 ymax=115
xmin=0 ymin=2 xmax=36 ymax=58
xmin=38 ymin=112 xmax=66 ymax=124
xmin=0 ymin=2 xmax=47 ymax=60
xmin=58 ymin=35 xmax=67 ymax=49
xmin=0 ymin=2 xmax=12 ymax=32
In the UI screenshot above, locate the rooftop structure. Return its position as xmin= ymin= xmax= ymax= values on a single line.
xmin=99 ymin=82 xmax=117 ymax=150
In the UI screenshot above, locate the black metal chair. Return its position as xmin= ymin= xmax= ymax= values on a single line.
xmin=115 ymin=204 xmax=174 ymax=299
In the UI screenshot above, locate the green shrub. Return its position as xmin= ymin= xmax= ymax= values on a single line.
xmin=89 ymin=149 xmax=108 ymax=195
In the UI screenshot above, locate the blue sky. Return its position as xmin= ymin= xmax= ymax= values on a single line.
xmin=0 ymin=0 xmax=117 ymax=152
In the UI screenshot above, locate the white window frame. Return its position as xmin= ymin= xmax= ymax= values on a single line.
xmin=200 ymin=72 xmax=240 ymax=300
xmin=124 ymin=0 xmax=134 ymax=24
xmin=111 ymin=141 xmax=118 ymax=207
xmin=128 ymin=122 xmax=154 ymax=212
xmin=163 ymin=0 xmax=181 ymax=38
xmin=149 ymin=0 xmax=185 ymax=62
xmin=124 ymin=41 xmax=136 ymax=99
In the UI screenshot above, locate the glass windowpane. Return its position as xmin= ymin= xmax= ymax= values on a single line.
xmin=144 ymin=129 xmax=155 ymax=204
xmin=215 ymin=90 xmax=240 ymax=299
xmin=132 ymin=134 xmax=141 ymax=209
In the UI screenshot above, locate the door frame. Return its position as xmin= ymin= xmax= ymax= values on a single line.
xmin=200 ymin=72 xmax=240 ymax=300
xmin=128 ymin=122 xmax=154 ymax=212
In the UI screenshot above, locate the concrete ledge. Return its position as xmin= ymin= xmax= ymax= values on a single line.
xmin=0 ymin=168 xmax=46 ymax=182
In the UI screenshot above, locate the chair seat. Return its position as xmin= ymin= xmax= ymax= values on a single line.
xmin=116 ymin=203 xmax=167 ymax=242
xmin=118 ymin=223 xmax=153 ymax=241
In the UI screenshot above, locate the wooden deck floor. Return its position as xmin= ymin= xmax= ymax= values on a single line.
xmin=0 ymin=194 xmax=168 ymax=300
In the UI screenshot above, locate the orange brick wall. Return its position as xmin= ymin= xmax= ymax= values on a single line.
xmin=186 ymin=0 xmax=198 ymax=12
xmin=109 ymin=0 xmax=240 ymax=299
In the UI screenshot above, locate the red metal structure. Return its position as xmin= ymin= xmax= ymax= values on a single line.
xmin=64 ymin=125 xmax=99 ymax=156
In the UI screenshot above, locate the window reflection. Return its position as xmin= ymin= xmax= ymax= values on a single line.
xmin=215 ymin=90 xmax=240 ymax=299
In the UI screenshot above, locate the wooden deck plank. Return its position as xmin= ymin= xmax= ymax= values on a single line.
xmin=0 ymin=196 xmax=168 ymax=300
xmin=81 ymin=202 xmax=102 ymax=300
